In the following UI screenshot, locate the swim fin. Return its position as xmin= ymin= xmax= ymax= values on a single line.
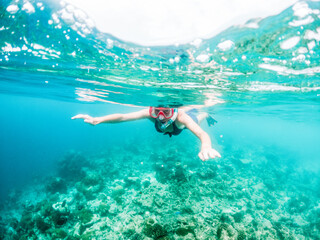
xmin=206 ymin=114 xmax=217 ymax=126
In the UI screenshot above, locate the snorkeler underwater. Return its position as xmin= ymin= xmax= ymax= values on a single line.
xmin=1 ymin=0 xmax=320 ymax=239
xmin=72 ymin=105 xmax=221 ymax=161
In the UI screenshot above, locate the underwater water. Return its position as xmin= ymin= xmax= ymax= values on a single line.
xmin=1 ymin=0 xmax=320 ymax=239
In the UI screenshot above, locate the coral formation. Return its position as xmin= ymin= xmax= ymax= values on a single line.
xmin=45 ymin=177 xmax=67 ymax=194
xmin=0 ymin=139 xmax=319 ymax=239
xmin=143 ymin=218 xmax=168 ymax=239
xmin=58 ymin=151 xmax=89 ymax=182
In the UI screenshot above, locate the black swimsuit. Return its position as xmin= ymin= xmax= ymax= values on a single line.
xmin=155 ymin=121 xmax=183 ymax=137
xmin=154 ymin=109 xmax=199 ymax=137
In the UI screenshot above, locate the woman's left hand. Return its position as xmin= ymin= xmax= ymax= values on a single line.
xmin=198 ymin=147 xmax=221 ymax=161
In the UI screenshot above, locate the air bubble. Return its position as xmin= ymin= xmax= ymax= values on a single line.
xmin=6 ymin=5 xmax=19 ymax=14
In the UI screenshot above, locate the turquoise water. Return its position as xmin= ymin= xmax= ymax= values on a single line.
xmin=1 ymin=0 xmax=320 ymax=239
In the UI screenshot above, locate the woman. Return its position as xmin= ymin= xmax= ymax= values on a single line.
xmin=72 ymin=106 xmax=221 ymax=161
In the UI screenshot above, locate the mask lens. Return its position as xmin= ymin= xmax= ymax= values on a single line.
xmin=155 ymin=109 xmax=161 ymax=115
xmin=163 ymin=110 xmax=171 ymax=117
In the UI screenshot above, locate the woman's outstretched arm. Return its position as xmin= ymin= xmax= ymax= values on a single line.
xmin=71 ymin=109 xmax=150 ymax=125
xmin=177 ymin=111 xmax=221 ymax=161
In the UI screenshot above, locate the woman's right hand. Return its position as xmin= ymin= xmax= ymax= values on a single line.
xmin=198 ymin=146 xmax=221 ymax=161
xmin=71 ymin=114 xmax=100 ymax=125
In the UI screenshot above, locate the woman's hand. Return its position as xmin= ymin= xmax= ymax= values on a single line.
xmin=71 ymin=114 xmax=100 ymax=125
xmin=198 ymin=147 xmax=221 ymax=161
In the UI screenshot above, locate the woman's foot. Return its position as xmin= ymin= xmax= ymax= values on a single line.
xmin=206 ymin=114 xmax=217 ymax=126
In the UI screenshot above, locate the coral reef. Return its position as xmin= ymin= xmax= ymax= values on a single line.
xmin=58 ymin=151 xmax=90 ymax=182
xmin=0 ymin=139 xmax=319 ymax=239
xmin=143 ymin=218 xmax=168 ymax=239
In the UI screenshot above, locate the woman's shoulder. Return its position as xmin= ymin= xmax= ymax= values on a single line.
xmin=175 ymin=111 xmax=188 ymax=128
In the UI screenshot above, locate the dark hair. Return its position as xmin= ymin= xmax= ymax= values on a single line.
xmin=156 ymin=103 xmax=183 ymax=108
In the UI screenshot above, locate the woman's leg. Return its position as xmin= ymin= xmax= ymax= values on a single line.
xmin=179 ymin=93 xmax=224 ymax=113
xmin=196 ymin=112 xmax=208 ymax=124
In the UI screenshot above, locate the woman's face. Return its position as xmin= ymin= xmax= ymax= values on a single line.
xmin=157 ymin=113 xmax=168 ymax=123
xmin=150 ymin=107 xmax=174 ymax=123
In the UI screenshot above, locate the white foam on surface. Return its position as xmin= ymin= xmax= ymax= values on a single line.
xmin=289 ymin=16 xmax=314 ymax=26
xmin=280 ymin=36 xmax=300 ymax=50
xmin=259 ymin=63 xmax=320 ymax=75
xmin=217 ymin=40 xmax=235 ymax=51
xmin=6 ymin=5 xmax=19 ymax=14
xmin=22 ymin=2 xmax=35 ymax=14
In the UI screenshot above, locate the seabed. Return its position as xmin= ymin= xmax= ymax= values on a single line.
xmin=0 ymin=138 xmax=319 ymax=239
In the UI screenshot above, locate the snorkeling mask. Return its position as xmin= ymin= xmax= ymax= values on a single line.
xmin=149 ymin=107 xmax=174 ymax=119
